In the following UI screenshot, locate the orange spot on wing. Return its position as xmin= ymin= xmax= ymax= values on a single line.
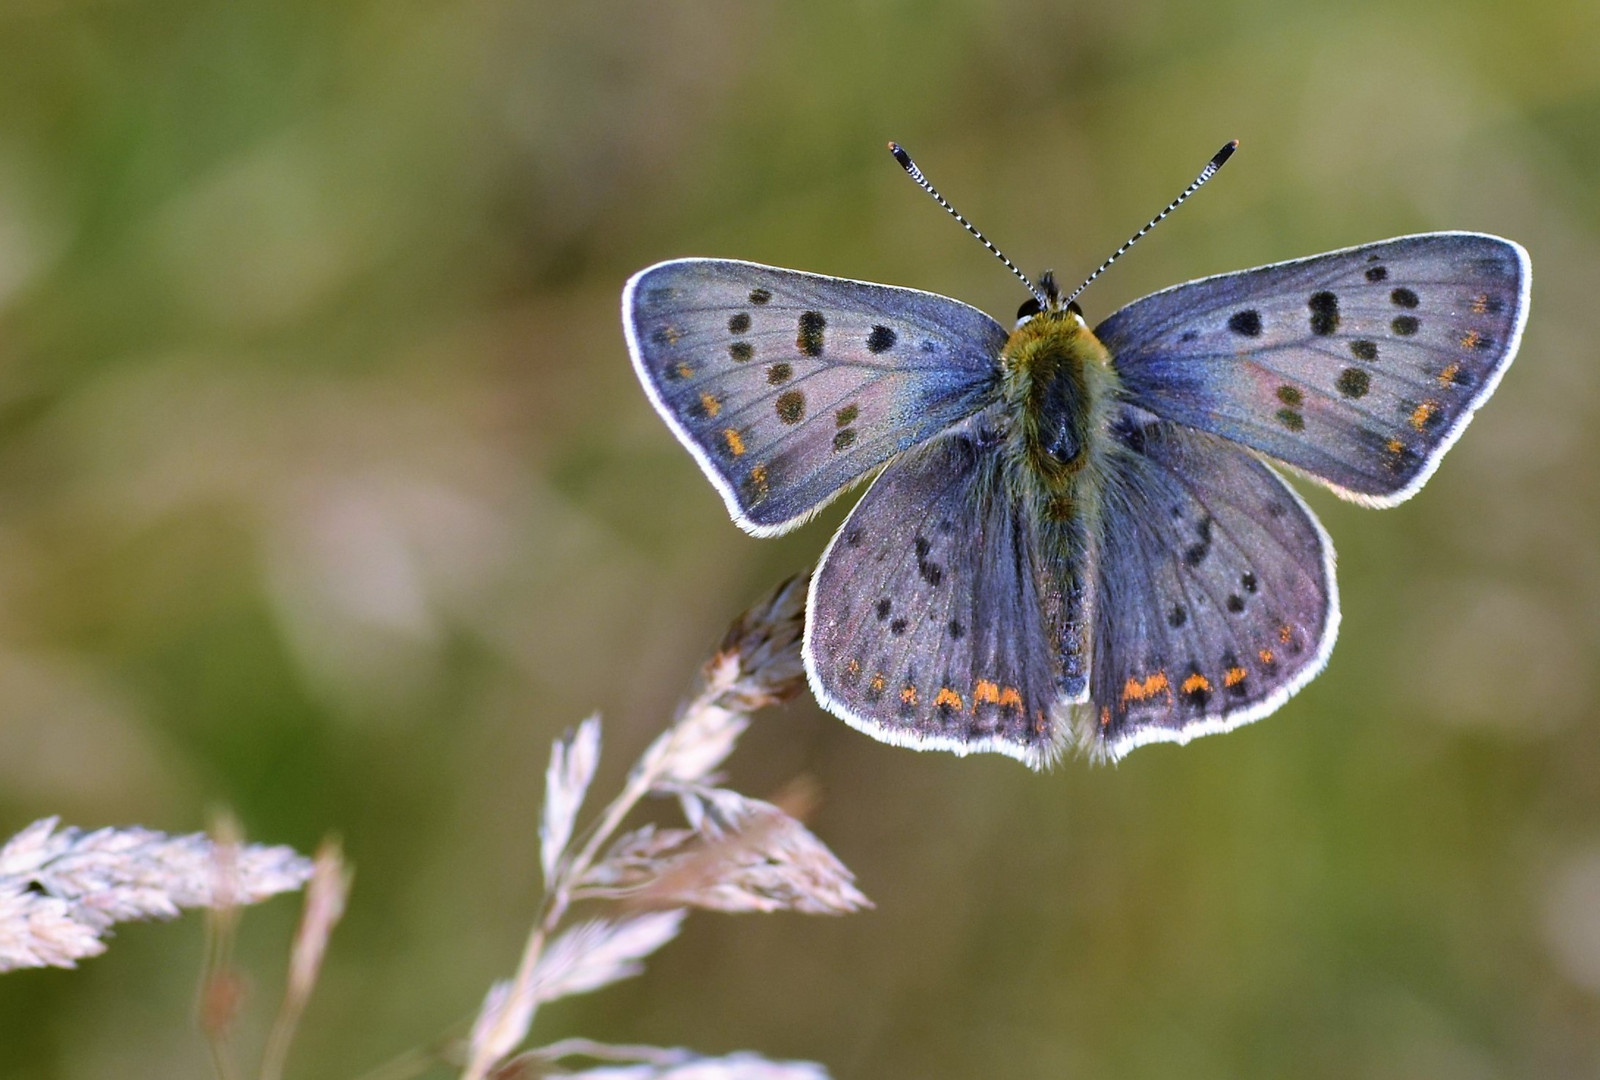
xmin=974 ymin=679 xmax=1024 ymax=711
xmin=934 ymin=687 xmax=963 ymax=710
xmin=675 ymin=362 xmax=694 ymax=379
xmin=1258 ymin=648 xmax=1275 ymax=665
xmin=1121 ymin=671 xmax=1170 ymax=704
xmin=1099 ymin=706 xmax=1111 ymax=728
xmin=1224 ymin=666 xmax=1247 ymax=687
xmin=662 ymin=325 xmax=682 ymax=344
xmin=1409 ymin=400 xmax=1438 ymax=431
xmin=1182 ymin=672 xmax=1212 ymax=695
xmin=1438 ymin=362 xmax=1460 ymax=387
xmin=699 ymin=391 xmax=721 ymax=418
xmin=1278 ymin=624 xmax=1293 ymax=644
xmin=869 ymin=672 xmax=885 ymax=693
xmin=1459 ymin=329 xmax=1482 ymax=350
xmin=900 ymin=685 xmax=918 ymax=706
xmin=747 ymin=464 xmax=769 ymax=497
xmin=845 ymin=658 xmax=861 ymax=676
xmin=1470 ymin=294 xmax=1490 ymax=315
xmin=723 ymin=428 xmax=746 ymax=456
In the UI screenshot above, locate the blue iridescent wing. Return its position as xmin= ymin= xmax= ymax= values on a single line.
xmin=1096 ymin=233 xmax=1530 ymax=505
xmin=1084 ymin=407 xmax=1337 ymax=760
xmin=804 ymin=413 xmax=1084 ymax=768
xmin=624 ymin=259 xmax=1006 ymax=535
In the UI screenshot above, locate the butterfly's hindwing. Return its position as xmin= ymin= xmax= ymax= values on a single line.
xmin=1097 ymin=233 xmax=1529 ymax=505
xmin=804 ymin=418 xmax=1071 ymax=766
xmin=1087 ymin=408 xmax=1338 ymax=758
xmin=624 ymin=259 xmax=1006 ymax=535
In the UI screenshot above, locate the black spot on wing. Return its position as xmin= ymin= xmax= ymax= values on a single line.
xmin=797 ymin=311 xmax=826 ymax=357
xmin=1183 ymin=516 xmax=1214 ymax=567
xmin=1308 ymin=291 xmax=1339 ymax=336
xmin=1228 ymin=310 xmax=1262 ymax=337
xmin=1337 ymin=368 xmax=1370 ymax=398
xmin=775 ymin=390 xmax=805 ymax=425
xmin=867 ymin=325 xmax=897 ymax=353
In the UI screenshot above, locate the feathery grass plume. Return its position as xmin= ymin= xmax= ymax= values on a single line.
xmin=636 ymin=572 xmax=809 ymax=788
xmin=541 ymin=716 xmax=603 ymax=889
xmin=608 ymin=786 xmax=869 ymax=916
xmin=0 ymin=816 xmax=313 ymax=973
xmin=503 ymin=1039 xmax=830 ymax=1079
xmin=457 ymin=573 xmax=853 ymax=1080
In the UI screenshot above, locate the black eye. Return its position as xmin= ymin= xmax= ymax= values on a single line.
xmin=1016 ymin=297 xmax=1042 ymax=320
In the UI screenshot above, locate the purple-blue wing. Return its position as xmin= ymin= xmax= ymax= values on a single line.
xmin=1084 ymin=408 xmax=1338 ymax=760
xmin=1097 ymin=233 xmax=1529 ymax=505
xmin=804 ymin=414 xmax=1086 ymax=768
xmin=624 ymin=259 xmax=1005 ymax=535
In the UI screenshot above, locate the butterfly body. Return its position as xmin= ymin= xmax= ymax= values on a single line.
xmin=999 ymin=307 xmax=1120 ymax=489
xmin=624 ymin=231 xmax=1530 ymax=767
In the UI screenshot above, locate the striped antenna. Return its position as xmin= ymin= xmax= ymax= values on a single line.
xmin=888 ymin=142 xmax=1046 ymax=307
xmin=1063 ymin=139 xmax=1239 ymax=310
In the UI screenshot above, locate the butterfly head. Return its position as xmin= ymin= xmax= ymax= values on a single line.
xmin=1014 ymin=270 xmax=1086 ymax=329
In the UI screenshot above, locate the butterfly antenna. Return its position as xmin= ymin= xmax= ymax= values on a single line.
xmin=888 ymin=142 xmax=1047 ymax=307
xmin=1062 ymin=139 xmax=1239 ymax=310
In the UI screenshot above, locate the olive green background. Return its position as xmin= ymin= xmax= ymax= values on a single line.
xmin=1 ymin=0 xmax=1598 ymax=1077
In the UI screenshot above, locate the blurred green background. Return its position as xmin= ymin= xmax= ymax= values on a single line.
xmin=1 ymin=0 xmax=1598 ymax=1076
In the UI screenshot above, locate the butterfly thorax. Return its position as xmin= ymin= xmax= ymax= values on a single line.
xmin=1000 ymin=310 xmax=1121 ymax=507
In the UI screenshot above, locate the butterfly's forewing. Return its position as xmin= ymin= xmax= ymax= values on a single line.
xmin=805 ymin=418 xmax=1072 ymax=767
xmin=1096 ymin=233 xmax=1530 ymax=505
xmin=1086 ymin=408 xmax=1337 ymax=759
xmin=624 ymin=259 xmax=1005 ymax=535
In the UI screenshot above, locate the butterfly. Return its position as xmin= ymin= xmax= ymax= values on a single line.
xmin=621 ymin=141 xmax=1531 ymax=768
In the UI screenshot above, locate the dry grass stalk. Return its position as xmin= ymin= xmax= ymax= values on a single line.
xmin=199 ymin=813 xmax=248 ymax=1080
xmin=261 ymin=838 xmax=352 ymax=1080
xmin=459 ymin=573 xmax=865 ymax=1080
